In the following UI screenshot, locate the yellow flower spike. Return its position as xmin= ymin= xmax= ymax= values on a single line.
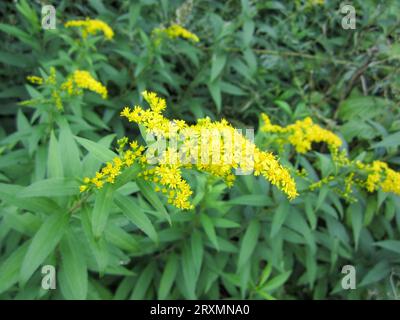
xmin=165 ymin=24 xmax=199 ymax=42
xmin=61 ymin=70 xmax=108 ymax=99
xmin=27 ymin=75 xmax=43 ymax=85
xmin=84 ymin=91 xmax=299 ymax=210
xmin=45 ymin=67 xmax=57 ymax=85
xmin=65 ymin=18 xmax=114 ymax=40
xmin=261 ymin=113 xmax=342 ymax=154
xmin=361 ymin=160 xmax=400 ymax=196
xmin=152 ymin=24 xmax=199 ymax=43
xmin=51 ymin=90 xmax=63 ymax=110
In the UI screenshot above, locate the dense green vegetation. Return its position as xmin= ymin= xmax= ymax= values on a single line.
xmin=0 ymin=0 xmax=399 ymax=300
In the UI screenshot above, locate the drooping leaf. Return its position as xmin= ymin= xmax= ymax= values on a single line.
xmin=114 ymin=193 xmax=158 ymax=243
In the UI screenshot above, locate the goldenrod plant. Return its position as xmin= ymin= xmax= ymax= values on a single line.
xmin=0 ymin=0 xmax=400 ymax=301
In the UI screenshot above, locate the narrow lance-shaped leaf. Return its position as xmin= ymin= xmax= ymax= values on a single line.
xmin=47 ymin=130 xmax=64 ymax=178
xmin=20 ymin=211 xmax=69 ymax=286
xmin=158 ymin=253 xmax=179 ymax=300
xmin=200 ymin=214 xmax=219 ymax=251
xmin=136 ymin=179 xmax=171 ymax=225
xmin=0 ymin=242 xmax=29 ymax=295
xmin=17 ymin=178 xmax=80 ymax=198
xmin=238 ymin=219 xmax=260 ymax=270
xmin=114 ymin=193 xmax=158 ymax=243
xmin=270 ymin=201 xmax=290 ymax=238
xmin=59 ymin=120 xmax=81 ymax=177
xmin=59 ymin=230 xmax=88 ymax=300
xmin=92 ymin=184 xmax=115 ymax=239
xmin=75 ymin=136 xmax=117 ymax=163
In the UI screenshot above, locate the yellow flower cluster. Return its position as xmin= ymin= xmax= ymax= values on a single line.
xmin=357 ymin=160 xmax=400 ymax=195
xmin=121 ymin=91 xmax=298 ymax=201
xmin=26 ymin=76 xmax=43 ymax=85
xmin=26 ymin=67 xmax=63 ymax=110
xmin=261 ymin=113 xmax=342 ymax=153
xmin=260 ymin=113 xmax=400 ymax=199
xmin=65 ymin=18 xmax=114 ymax=40
xmin=51 ymin=90 xmax=63 ymax=111
xmin=61 ymin=70 xmax=108 ymax=99
xmin=82 ymin=91 xmax=298 ymax=210
xmin=153 ymin=24 xmax=199 ymax=43
xmin=80 ymin=141 xmax=145 ymax=193
xmin=26 ymin=68 xmax=107 ymax=111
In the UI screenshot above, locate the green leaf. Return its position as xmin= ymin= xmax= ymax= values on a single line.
xmin=18 ymin=178 xmax=79 ymax=197
xmin=136 ymin=179 xmax=170 ymax=225
xmin=47 ymin=131 xmax=64 ymax=178
xmin=114 ymin=163 xmax=141 ymax=189
xmin=374 ymin=240 xmax=400 ymax=254
xmin=158 ymin=253 xmax=178 ymax=300
xmin=59 ymin=121 xmax=81 ymax=177
xmin=181 ymin=244 xmax=197 ymax=299
xmin=114 ymin=193 xmax=158 ymax=243
xmin=262 ymin=271 xmax=292 ymax=292
xmin=242 ymin=20 xmax=254 ymax=47
xmin=220 ymin=81 xmax=246 ymax=96
xmin=316 ymin=185 xmax=329 ymax=210
xmin=238 ymin=219 xmax=260 ymax=270
xmin=338 ymin=96 xmax=387 ymax=121
xmin=364 ymin=196 xmax=377 ymax=226
xmin=59 ymin=230 xmax=88 ymax=300
xmin=208 ymin=79 xmax=222 ymax=113
xmin=359 ymin=261 xmax=390 ymax=287
xmin=228 ymin=194 xmax=272 ymax=207
xmin=75 ymin=136 xmax=117 ymax=163
xmin=0 ymin=23 xmax=40 ymax=50
xmin=20 ymin=212 xmax=69 ymax=285
xmin=105 ymin=224 xmax=139 ymax=252
xmin=200 ymin=213 xmax=219 ymax=251
xmin=371 ymin=132 xmax=400 ymax=149
xmin=274 ymin=100 xmax=292 ymax=116
xmin=259 ymin=263 xmax=272 ymax=286
xmin=191 ymin=230 xmax=203 ymax=277
xmin=130 ymin=262 xmax=156 ymax=299
xmin=304 ymin=196 xmax=317 ymax=230
xmin=0 ymin=183 xmax=62 ymax=215
xmin=213 ymin=217 xmax=241 ymax=229
xmin=0 ymin=51 xmax=29 ymax=67
xmin=350 ymin=203 xmax=363 ymax=250
xmin=81 ymin=208 xmax=108 ymax=274
xmin=210 ymin=53 xmax=227 ymax=82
